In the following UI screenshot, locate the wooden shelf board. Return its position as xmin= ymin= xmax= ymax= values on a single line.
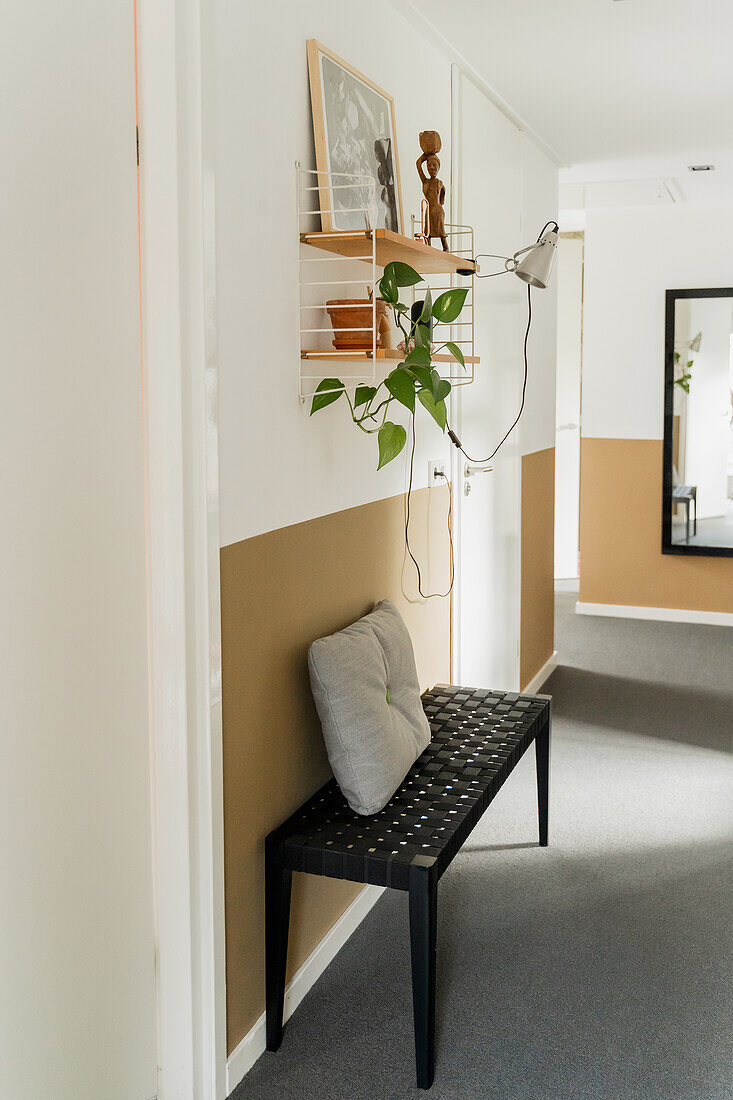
xmin=301 ymin=348 xmax=479 ymax=365
xmin=300 ymin=228 xmax=477 ymax=276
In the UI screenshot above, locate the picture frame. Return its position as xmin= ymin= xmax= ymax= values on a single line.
xmin=306 ymin=39 xmax=404 ymax=235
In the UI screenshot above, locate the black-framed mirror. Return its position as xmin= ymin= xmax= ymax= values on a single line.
xmin=663 ymin=288 xmax=733 ymax=557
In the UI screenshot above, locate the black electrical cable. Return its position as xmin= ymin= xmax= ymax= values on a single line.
xmin=403 ymin=232 xmax=549 ymax=596
xmin=404 ymin=411 xmax=454 ymax=599
xmin=447 ymin=282 xmax=532 ymax=464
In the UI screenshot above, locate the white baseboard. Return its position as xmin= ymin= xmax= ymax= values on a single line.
xmin=522 ymin=651 xmax=558 ymax=693
xmin=576 ymin=601 xmax=733 ymax=627
xmin=225 ymin=883 xmax=384 ymax=1096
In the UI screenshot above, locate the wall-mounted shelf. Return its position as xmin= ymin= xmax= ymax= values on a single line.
xmin=297 ymin=164 xmax=477 ymax=399
xmin=301 ymin=348 xmax=479 ymax=364
xmin=299 ymin=229 xmax=478 ymax=277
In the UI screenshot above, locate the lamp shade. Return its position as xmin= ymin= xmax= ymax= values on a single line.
xmin=514 ymin=228 xmax=558 ymax=289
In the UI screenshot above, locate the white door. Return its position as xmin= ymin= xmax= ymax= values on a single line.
xmin=554 ymin=235 xmax=584 ymax=579
xmin=452 ymin=76 xmax=523 ymax=689
xmin=1 ymin=4 xmax=157 ymax=1098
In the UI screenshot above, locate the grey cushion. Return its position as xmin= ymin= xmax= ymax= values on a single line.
xmin=308 ymin=600 xmax=431 ymax=815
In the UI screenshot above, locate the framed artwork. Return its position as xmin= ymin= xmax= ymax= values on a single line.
xmin=306 ymin=39 xmax=404 ymax=235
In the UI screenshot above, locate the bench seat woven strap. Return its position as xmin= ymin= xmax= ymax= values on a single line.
xmin=274 ymin=685 xmax=550 ymax=891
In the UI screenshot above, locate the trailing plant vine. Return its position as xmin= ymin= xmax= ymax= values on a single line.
xmin=674 ymin=330 xmax=701 ymax=394
xmin=673 ymin=351 xmax=694 ymax=394
xmin=309 ymin=261 xmax=469 ymax=467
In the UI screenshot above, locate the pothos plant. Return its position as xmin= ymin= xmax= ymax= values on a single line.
xmin=674 ymin=330 xmax=701 ymax=394
xmin=673 ymin=351 xmax=694 ymax=394
xmin=309 ymin=261 xmax=469 ymax=468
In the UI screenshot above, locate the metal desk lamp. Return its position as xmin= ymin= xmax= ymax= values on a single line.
xmin=473 ymin=220 xmax=559 ymax=288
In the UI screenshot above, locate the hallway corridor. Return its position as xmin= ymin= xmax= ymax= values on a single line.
xmin=232 ymin=596 xmax=733 ymax=1100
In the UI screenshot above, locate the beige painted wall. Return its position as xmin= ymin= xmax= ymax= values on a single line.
xmin=579 ymin=438 xmax=733 ymax=612
xmin=220 ymin=488 xmax=451 ymax=1052
xmin=520 ymin=447 xmax=556 ymax=687
xmin=212 ymin=3 xmax=557 ymax=1063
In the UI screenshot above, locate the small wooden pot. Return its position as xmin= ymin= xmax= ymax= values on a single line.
xmin=419 ymin=131 xmax=442 ymax=156
xmin=326 ymin=298 xmax=390 ymax=350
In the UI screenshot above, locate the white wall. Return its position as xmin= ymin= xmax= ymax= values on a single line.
xmin=0 ymin=6 xmax=157 ymax=1098
xmin=212 ymin=6 xmax=557 ymax=1078
xmin=212 ymin=0 xmax=558 ymax=674
xmin=582 ymin=204 xmax=733 ymax=440
xmin=214 ymin=0 xmax=455 ymax=549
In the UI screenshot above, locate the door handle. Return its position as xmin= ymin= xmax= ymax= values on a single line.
xmin=464 ymin=463 xmax=493 ymax=477
xmin=556 ymin=422 xmax=579 ymax=431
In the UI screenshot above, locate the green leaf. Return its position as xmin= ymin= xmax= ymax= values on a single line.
xmin=435 ymin=378 xmax=451 ymax=403
xmin=428 ymin=369 xmax=450 ymax=404
xmin=377 ymin=421 xmax=408 ymax=468
xmin=432 ymin=287 xmax=469 ymax=324
xmin=404 ymin=345 xmax=431 ymax=368
xmin=674 ymin=351 xmax=680 ymax=363
xmin=354 ymin=385 xmax=377 ymax=408
xmin=384 ymin=261 xmax=423 ymax=288
xmin=378 ymin=269 xmax=398 ymax=305
xmin=686 ymin=360 xmax=694 ymax=370
xmin=420 ymin=289 xmax=433 ymax=322
xmin=384 ymin=368 xmax=415 ymax=413
xmin=444 ymin=341 xmax=466 ymax=370
xmin=409 ymin=365 xmax=433 ymax=391
xmin=310 ymin=378 xmax=344 ymax=415
xmin=418 ymin=389 xmax=447 ymax=431
xmin=413 ymin=322 xmax=431 ymax=349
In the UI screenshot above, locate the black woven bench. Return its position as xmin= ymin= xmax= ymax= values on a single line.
xmin=265 ymin=684 xmax=551 ymax=1089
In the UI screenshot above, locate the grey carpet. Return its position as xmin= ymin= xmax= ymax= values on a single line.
xmin=231 ymin=593 xmax=733 ymax=1099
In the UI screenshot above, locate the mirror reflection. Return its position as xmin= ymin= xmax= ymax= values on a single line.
xmin=664 ymin=289 xmax=733 ymax=555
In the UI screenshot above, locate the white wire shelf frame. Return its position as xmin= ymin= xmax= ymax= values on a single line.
xmin=297 ymin=163 xmax=378 ymax=400
xmin=409 ymin=213 xmax=475 ymax=387
xmin=296 ymin=163 xmax=476 ymax=401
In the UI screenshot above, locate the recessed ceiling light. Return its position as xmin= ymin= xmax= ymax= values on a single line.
xmin=688 ymin=164 xmax=715 ymax=172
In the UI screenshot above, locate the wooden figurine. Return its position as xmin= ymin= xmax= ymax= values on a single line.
xmin=416 ymin=131 xmax=448 ymax=251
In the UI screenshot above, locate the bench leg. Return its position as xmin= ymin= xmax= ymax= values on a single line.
xmin=535 ymin=717 xmax=550 ymax=847
xmin=265 ymin=835 xmax=292 ymax=1052
xmin=409 ymin=858 xmax=438 ymax=1090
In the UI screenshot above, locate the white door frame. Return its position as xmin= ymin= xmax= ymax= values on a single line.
xmin=449 ymin=61 xmax=464 ymax=683
xmin=137 ymin=0 xmax=227 ymax=1097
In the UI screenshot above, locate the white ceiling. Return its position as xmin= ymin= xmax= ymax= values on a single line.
xmin=399 ymin=0 xmax=733 ymax=188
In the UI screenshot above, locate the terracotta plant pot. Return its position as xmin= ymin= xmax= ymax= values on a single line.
xmin=419 ymin=130 xmax=442 ymax=156
xmin=326 ymin=298 xmax=390 ymax=351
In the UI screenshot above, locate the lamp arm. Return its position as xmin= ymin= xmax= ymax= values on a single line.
xmin=472 ymin=222 xmax=558 ymax=280
xmin=473 ymin=253 xmax=515 ymax=280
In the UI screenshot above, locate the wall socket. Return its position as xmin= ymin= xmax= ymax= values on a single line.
xmin=428 ymin=460 xmax=447 ymax=484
